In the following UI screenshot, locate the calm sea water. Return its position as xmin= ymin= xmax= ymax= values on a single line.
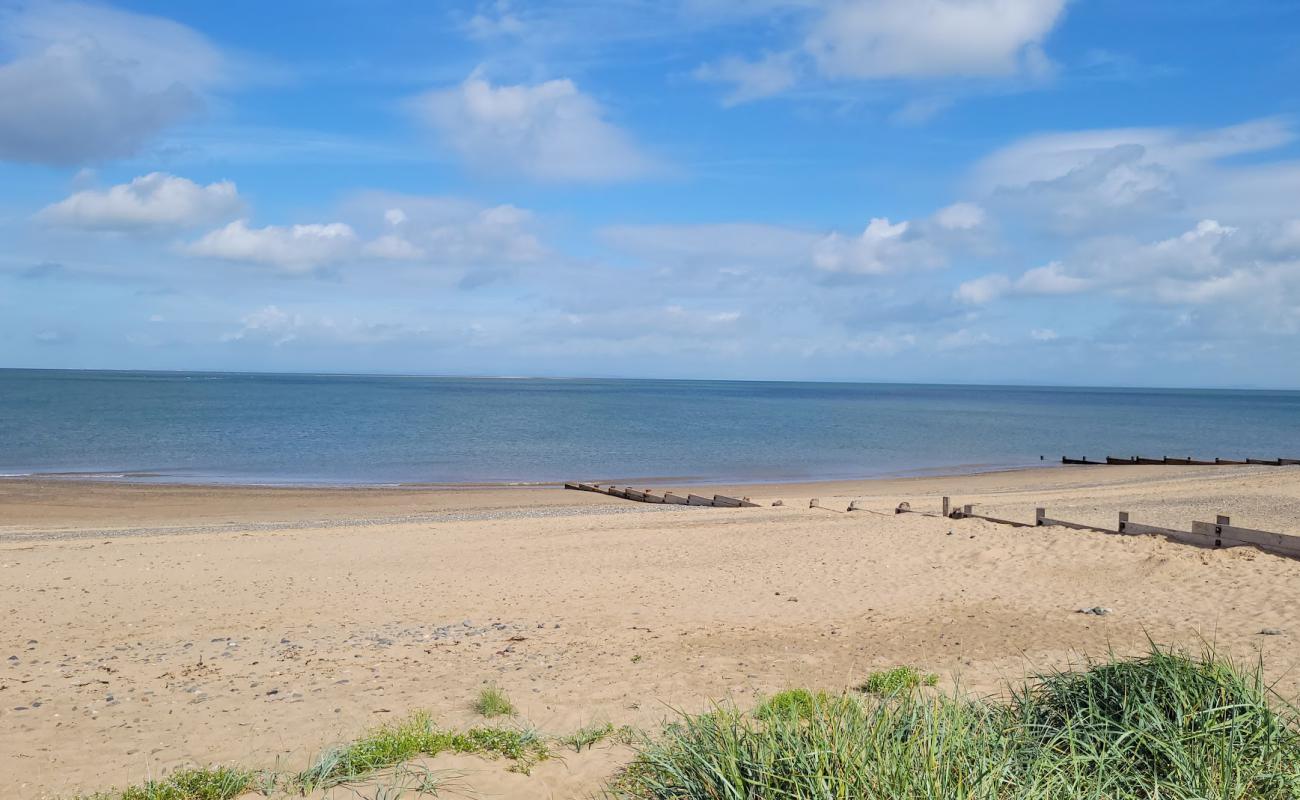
xmin=1 ymin=369 xmax=1298 ymax=485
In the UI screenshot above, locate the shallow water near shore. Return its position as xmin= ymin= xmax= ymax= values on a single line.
xmin=2 ymin=368 xmax=1298 ymax=485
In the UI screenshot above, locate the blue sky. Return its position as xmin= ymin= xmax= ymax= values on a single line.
xmin=2 ymin=0 xmax=1299 ymax=387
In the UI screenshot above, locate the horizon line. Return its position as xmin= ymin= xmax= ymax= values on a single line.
xmin=2 ymin=365 xmax=1297 ymax=393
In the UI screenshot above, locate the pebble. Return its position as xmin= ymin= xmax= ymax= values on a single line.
xmin=1077 ymin=607 xmax=1112 ymax=616
xmin=1260 ymin=628 xmax=1285 ymax=636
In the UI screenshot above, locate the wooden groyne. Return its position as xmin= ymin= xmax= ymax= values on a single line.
xmin=565 ymin=482 xmax=759 ymax=508
xmin=906 ymin=495 xmax=1300 ymax=561
xmin=1063 ymin=455 xmax=1298 ymax=466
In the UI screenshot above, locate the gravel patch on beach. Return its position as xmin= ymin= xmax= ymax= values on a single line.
xmin=0 ymin=503 xmax=691 ymax=544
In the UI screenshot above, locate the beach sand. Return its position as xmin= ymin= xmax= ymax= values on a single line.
xmin=3 ymin=465 xmax=1300 ymax=797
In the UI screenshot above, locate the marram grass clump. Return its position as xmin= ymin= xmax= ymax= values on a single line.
xmin=607 ymin=646 xmax=1300 ymax=800
xmin=473 ymin=683 xmax=516 ymax=718
xmin=73 ymin=766 xmax=254 ymax=800
xmin=295 ymin=711 xmax=548 ymax=789
xmin=858 ymin=665 xmax=940 ymax=694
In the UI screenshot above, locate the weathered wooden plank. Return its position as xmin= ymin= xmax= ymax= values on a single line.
xmin=1106 ymin=456 xmax=1137 ymax=465
xmin=1134 ymin=457 xmax=1164 ymax=465
xmin=1214 ymin=458 xmax=1247 ymax=465
xmin=605 ymin=487 xmax=628 ymax=499
xmin=624 ymin=488 xmax=647 ymax=502
xmin=687 ymin=494 xmax=715 ymax=506
xmin=1117 ymin=513 xmax=1214 ymax=547
xmin=1062 ymin=457 xmax=1103 ymax=465
xmin=712 ymin=494 xmax=743 ymax=507
xmin=1035 ymin=508 xmax=1114 ymax=533
xmin=662 ymin=492 xmax=689 ymax=505
xmin=1280 ymin=458 xmax=1300 ymax=466
xmin=1247 ymin=458 xmax=1282 ymax=466
xmin=640 ymin=491 xmax=665 ymax=504
xmin=965 ymin=512 xmax=1033 ymax=528
xmin=577 ymin=483 xmax=600 ymax=492
xmin=1192 ymin=520 xmax=1300 ymax=557
xmin=1163 ymin=457 xmax=1214 ymax=465
xmin=564 ymin=482 xmax=581 ymax=490
xmin=738 ymin=497 xmax=761 ymax=508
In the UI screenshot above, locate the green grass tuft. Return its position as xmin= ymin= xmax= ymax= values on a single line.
xmin=858 ymin=665 xmax=939 ymax=694
xmin=563 ymin=722 xmax=617 ymax=752
xmin=608 ymin=646 xmax=1300 ymax=800
xmin=296 ymin=711 xmax=548 ymax=789
xmin=753 ymin=689 xmax=844 ymax=721
xmin=473 ymin=684 xmax=516 ymax=718
xmin=75 ymin=767 xmax=253 ymax=800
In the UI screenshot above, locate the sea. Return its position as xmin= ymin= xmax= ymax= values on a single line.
xmin=1 ymin=369 xmax=1297 ymax=486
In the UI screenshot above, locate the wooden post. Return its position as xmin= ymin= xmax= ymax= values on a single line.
xmin=1216 ymin=515 xmax=1230 ymax=525
xmin=942 ymin=496 xmax=950 ymax=516
xmin=1118 ymin=511 xmax=1129 ymax=533
xmin=1035 ymin=507 xmax=1045 ymax=526
xmin=962 ymin=504 xmax=973 ymax=516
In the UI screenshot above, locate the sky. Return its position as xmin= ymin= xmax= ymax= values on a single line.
xmin=1 ymin=0 xmax=1299 ymax=387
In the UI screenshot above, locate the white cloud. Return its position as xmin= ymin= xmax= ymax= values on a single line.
xmin=411 ymin=71 xmax=657 ymax=182
xmin=1030 ymin=328 xmax=1059 ymax=341
xmin=955 ymin=261 xmax=1088 ymax=305
xmin=933 ymin=201 xmax=987 ymax=231
xmin=696 ymin=0 xmax=1068 ymax=104
xmin=972 ymin=118 xmax=1298 ymax=232
xmin=694 ymin=51 xmax=799 ymax=106
xmin=1015 ymin=261 xmax=1089 ymax=294
xmin=350 ymin=195 xmax=546 ymax=266
xmin=183 ymin=194 xmax=547 ymax=275
xmin=954 ymin=273 xmax=1011 ymax=305
xmin=806 ymin=0 xmax=1067 ymax=80
xmin=0 ymin=1 xmax=226 ymax=164
xmin=187 ymin=220 xmax=358 ymax=272
xmin=813 ymin=203 xmax=988 ymax=275
xmin=38 ymin=172 xmax=243 ymax=231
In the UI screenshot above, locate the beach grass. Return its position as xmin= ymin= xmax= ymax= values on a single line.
xmin=562 ymin=722 xmax=617 ymax=752
xmin=858 ymin=665 xmax=940 ymax=694
xmin=608 ymin=645 xmax=1300 ymax=799
xmin=73 ymin=766 xmax=254 ymax=800
xmin=295 ymin=711 xmax=548 ymax=789
xmin=473 ymin=683 xmax=516 ymax=718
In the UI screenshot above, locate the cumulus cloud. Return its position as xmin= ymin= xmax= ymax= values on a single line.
xmin=38 ymin=173 xmax=243 ymax=231
xmin=184 ymin=195 xmax=547 ymax=274
xmin=955 ymin=217 xmax=1300 ymax=336
xmin=955 ymin=261 xmax=1089 ymax=305
xmin=972 ymin=118 xmax=1297 ymax=233
xmin=695 ymin=0 xmax=1067 ymax=104
xmin=349 ymin=194 xmax=546 ymax=267
xmin=187 ymin=220 xmax=358 ymax=272
xmin=601 ymin=202 xmax=987 ymax=280
xmin=0 ymin=1 xmax=226 ymax=164
xmin=813 ymin=202 xmax=988 ymax=275
xmin=411 ymin=71 xmax=657 ymax=182
xmin=805 ymin=0 xmax=1066 ymax=80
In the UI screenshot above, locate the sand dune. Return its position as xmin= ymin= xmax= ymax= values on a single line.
xmin=3 ymin=465 xmax=1300 ymax=798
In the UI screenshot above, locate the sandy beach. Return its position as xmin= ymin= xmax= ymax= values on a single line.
xmin=4 ymin=464 xmax=1300 ymax=798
